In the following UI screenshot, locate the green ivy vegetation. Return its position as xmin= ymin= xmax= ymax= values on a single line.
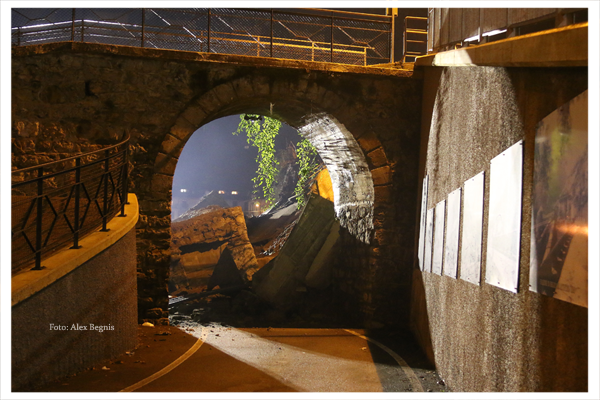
xmin=294 ymin=137 xmax=321 ymax=208
xmin=234 ymin=114 xmax=281 ymax=208
xmin=234 ymin=114 xmax=321 ymax=210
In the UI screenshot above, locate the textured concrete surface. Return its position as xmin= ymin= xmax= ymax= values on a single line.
xmin=12 ymin=228 xmax=138 ymax=391
xmin=412 ymin=65 xmax=588 ymax=391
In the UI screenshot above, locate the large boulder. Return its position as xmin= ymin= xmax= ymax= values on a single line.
xmin=169 ymin=206 xmax=258 ymax=295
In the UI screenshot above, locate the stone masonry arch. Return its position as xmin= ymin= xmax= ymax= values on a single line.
xmin=11 ymin=44 xmax=423 ymax=327
xmin=153 ymin=78 xmax=378 ymax=245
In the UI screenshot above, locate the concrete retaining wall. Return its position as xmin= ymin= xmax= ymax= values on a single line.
xmin=12 ymin=216 xmax=138 ymax=391
xmin=411 ymin=65 xmax=588 ymax=391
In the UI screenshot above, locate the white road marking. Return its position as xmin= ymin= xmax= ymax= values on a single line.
xmin=119 ymin=327 xmax=207 ymax=392
xmin=344 ymin=329 xmax=424 ymax=392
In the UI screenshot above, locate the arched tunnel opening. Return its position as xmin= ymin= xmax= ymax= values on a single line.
xmin=167 ymin=111 xmax=376 ymax=329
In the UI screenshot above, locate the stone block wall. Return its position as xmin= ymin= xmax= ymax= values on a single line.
xmin=12 ymin=43 xmax=423 ymax=326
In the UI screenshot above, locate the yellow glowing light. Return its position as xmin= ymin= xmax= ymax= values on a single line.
xmin=218 ymin=190 xmax=225 ymax=194
xmin=557 ymin=223 xmax=588 ymax=236
xmin=255 ymin=202 xmax=260 ymax=208
xmin=231 ymin=191 xmax=238 ymax=195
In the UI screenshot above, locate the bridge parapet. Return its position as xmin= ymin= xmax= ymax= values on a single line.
xmin=11 ymin=8 xmax=394 ymax=66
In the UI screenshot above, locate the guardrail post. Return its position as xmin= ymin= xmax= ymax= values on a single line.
xmin=71 ymin=158 xmax=82 ymax=248
xmin=141 ymin=8 xmax=145 ymax=48
xmin=34 ymin=167 xmax=44 ymax=270
xmin=330 ymin=14 xmax=334 ymax=62
xmin=391 ymin=14 xmax=395 ymax=63
xmin=81 ymin=16 xmax=84 ymax=42
xmin=71 ymin=9 xmax=76 ymax=41
xmin=101 ymin=150 xmax=110 ymax=232
xmin=270 ymin=9 xmax=274 ymax=58
xmin=207 ymin=9 xmax=211 ymax=53
xmin=120 ymin=144 xmax=129 ymax=217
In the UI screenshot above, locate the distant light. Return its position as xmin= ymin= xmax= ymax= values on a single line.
xmin=231 ymin=191 xmax=238 ymax=195
xmin=482 ymin=29 xmax=507 ymax=37
xmin=180 ymin=189 xmax=187 ymax=193
xmin=255 ymin=202 xmax=260 ymax=208
xmin=218 ymin=190 xmax=225 ymax=194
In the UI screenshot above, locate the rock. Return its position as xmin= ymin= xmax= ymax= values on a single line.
xmin=173 ymin=190 xmax=230 ymax=222
xmin=170 ymin=206 xmax=258 ymax=294
xmin=253 ymin=194 xmax=336 ymax=310
xmin=145 ymin=307 xmax=165 ymax=319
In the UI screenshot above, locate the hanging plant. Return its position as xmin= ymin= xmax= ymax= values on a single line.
xmin=293 ymin=138 xmax=321 ymax=208
xmin=234 ymin=114 xmax=281 ymax=208
xmin=234 ymin=114 xmax=321 ymax=210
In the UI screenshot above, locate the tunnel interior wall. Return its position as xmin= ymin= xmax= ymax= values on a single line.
xmin=411 ymin=65 xmax=588 ymax=391
xmin=11 ymin=229 xmax=138 ymax=392
xmin=11 ymin=43 xmax=423 ymax=327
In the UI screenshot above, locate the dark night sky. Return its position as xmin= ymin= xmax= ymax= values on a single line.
xmin=171 ymin=115 xmax=301 ymax=219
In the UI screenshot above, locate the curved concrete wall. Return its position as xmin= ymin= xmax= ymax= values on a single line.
xmin=12 ymin=195 xmax=139 ymax=391
xmin=412 ymin=65 xmax=587 ymax=391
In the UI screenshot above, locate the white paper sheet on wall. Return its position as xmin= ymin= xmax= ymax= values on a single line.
xmin=460 ymin=171 xmax=484 ymax=285
xmin=424 ymin=207 xmax=434 ymax=273
xmin=485 ymin=140 xmax=523 ymax=293
xmin=432 ymin=200 xmax=445 ymax=275
xmin=444 ymin=187 xmax=461 ymax=279
xmin=418 ymin=175 xmax=429 ymax=271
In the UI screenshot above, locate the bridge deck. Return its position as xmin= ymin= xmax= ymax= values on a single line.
xmin=12 ymin=41 xmax=416 ymax=78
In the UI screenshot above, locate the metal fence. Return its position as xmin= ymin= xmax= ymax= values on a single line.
xmin=11 ymin=137 xmax=130 ymax=274
xmin=11 ymin=8 xmax=393 ymax=66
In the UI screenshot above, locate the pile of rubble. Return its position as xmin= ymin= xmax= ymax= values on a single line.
xmin=169 ymin=169 xmax=347 ymax=326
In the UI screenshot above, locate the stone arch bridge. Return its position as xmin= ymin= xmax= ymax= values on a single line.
xmin=12 ymin=42 xmax=423 ymax=326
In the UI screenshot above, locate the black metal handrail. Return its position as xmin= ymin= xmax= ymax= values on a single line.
xmin=11 ymin=136 xmax=130 ymax=274
xmin=11 ymin=8 xmax=393 ymax=66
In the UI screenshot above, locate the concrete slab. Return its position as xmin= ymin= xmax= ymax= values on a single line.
xmin=416 ymin=23 xmax=587 ymax=68
xmin=253 ymin=194 xmax=335 ymax=309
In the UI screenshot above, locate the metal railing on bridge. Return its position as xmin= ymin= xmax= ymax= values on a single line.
xmin=11 ymin=136 xmax=130 ymax=274
xmin=11 ymin=8 xmax=394 ymax=66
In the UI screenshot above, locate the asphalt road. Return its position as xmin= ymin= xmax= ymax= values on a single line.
xmin=40 ymin=323 xmax=448 ymax=393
